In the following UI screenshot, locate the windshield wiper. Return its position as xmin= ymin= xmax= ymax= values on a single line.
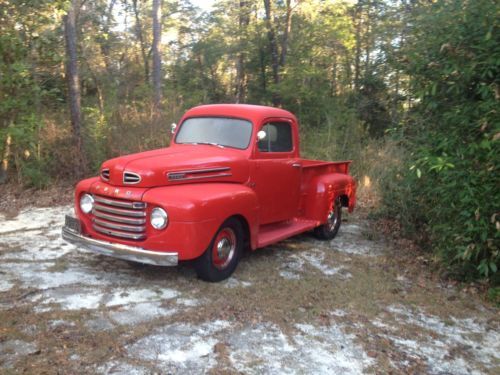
xmin=192 ymin=142 xmax=225 ymax=148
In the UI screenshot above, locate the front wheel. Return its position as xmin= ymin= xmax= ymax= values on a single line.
xmin=194 ymin=218 xmax=243 ymax=282
xmin=314 ymin=197 xmax=342 ymax=240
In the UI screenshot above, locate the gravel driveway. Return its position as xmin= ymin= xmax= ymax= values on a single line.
xmin=0 ymin=205 xmax=498 ymax=374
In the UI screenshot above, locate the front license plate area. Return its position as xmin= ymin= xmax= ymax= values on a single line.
xmin=65 ymin=215 xmax=82 ymax=234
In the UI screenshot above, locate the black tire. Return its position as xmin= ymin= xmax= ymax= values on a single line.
xmin=194 ymin=217 xmax=243 ymax=282
xmin=314 ymin=197 xmax=342 ymax=240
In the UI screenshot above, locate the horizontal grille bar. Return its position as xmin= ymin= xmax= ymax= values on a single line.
xmin=94 ymin=203 xmax=146 ymax=218
xmin=94 ymin=195 xmax=146 ymax=210
xmin=93 ymin=224 xmax=146 ymax=240
xmin=93 ymin=210 xmax=146 ymax=225
xmin=91 ymin=194 xmax=147 ymax=241
xmin=93 ymin=218 xmax=145 ymax=233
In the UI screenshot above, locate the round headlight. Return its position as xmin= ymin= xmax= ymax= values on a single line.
xmin=80 ymin=194 xmax=94 ymax=214
xmin=151 ymin=207 xmax=168 ymax=230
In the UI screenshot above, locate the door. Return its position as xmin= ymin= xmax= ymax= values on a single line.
xmin=250 ymin=120 xmax=301 ymax=225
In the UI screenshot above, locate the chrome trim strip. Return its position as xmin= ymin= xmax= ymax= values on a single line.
xmin=167 ymin=167 xmax=232 ymax=181
xmin=62 ymin=224 xmax=178 ymax=266
xmin=94 ymin=195 xmax=146 ymax=209
xmin=169 ymin=173 xmax=232 ymax=182
xmin=93 ymin=224 xmax=146 ymax=240
xmin=173 ymin=167 xmax=231 ymax=175
xmin=94 ymin=203 xmax=146 ymax=217
xmin=123 ymin=171 xmax=141 ymax=185
xmin=92 ymin=210 xmax=147 ymax=225
xmin=93 ymin=218 xmax=145 ymax=233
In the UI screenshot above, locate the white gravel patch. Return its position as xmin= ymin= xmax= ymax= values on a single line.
xmin=0 ymin=227 xmax=75 ymax=261
xmin=0 ymin=262 xmax=110 ymax=292
xmin=104 ymin=288 xmax=178 ymax=307
xmin=127 ymin=319 xmax=373 ymax=374
xmin=33 ymin=287 xmax=104 ymax=312
xmin=228 ymin=322 xmax=374 ymax=374
xmin=96 ymin=361 xmax=149 ymax=375
xmin=109 ymin=302 xmax=178 ymax=326
xmin=31 ymin=286 xmax=181 ymax=313
xmin=0 ymin=206 xmax=72 ymax=234
xmin=0 ymin=278 xmax=14 ymax=292
xmin=127 ymin=320 xmax=231 ymax=373
xmin=176 ymin=298 xmax=201 ymax=307
xmin=0 ymin=339 xmax=38 ymax=368
xmin=222 ymin=277 xmax=252 ymax=288
xmin=329 ymin=223 xmax=383 ymax=256
xmin=378 ymin=305 xmax=500 ymax=374
xmin=279 ymin=249 xmax=351 ymax=280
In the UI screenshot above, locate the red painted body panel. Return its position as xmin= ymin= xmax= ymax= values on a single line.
xmin=71 ymin=104 xmax=356 ymax=262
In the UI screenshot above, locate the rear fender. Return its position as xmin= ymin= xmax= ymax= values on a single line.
xmin=143 ymin=183 xmax=259 ymax=258
xmin=304 ymin=173 xmax=356 ymax=223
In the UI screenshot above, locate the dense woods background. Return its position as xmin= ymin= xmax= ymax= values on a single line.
xmin=0 ymin=0 xmax=498 ymax=285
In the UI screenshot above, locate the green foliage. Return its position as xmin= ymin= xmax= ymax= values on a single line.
xmin=487 ymin=286 xmax=500 ymax=306
xmin=383 ymin=0 xmax=500 ymax=281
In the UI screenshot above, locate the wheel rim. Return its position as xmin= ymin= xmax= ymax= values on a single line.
xmin=212 ymin=227 xmax=236 ymax=270
xmin=326 ymin=201 xmax=341 ymax=232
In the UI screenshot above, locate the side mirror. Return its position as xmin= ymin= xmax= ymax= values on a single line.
xmin=257 ymin=130 xmax=266 ymax=141
xmin=170 ymin=123 xmax=177 ymax=134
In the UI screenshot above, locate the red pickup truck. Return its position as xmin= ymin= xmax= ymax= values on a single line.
xmin=62 ymin=104 xmax=356 ymax=281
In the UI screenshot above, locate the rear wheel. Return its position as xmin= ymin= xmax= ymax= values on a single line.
xmin=194 ymin=218 xmax=243 ymax=282
xmin=314 ymin=197 xmax=342 ymax=240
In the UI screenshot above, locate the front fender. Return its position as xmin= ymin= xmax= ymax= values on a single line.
xmin=143 ymin=183 xmax=259 ymax=259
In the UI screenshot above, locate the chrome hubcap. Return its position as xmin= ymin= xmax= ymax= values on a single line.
xmin=212 ymin=228 xmax=236 ymax=270
xmin=327 ymin=202 xmax=340 ymax=232
xmin=217 ymin=238 xmax=231 ymax=260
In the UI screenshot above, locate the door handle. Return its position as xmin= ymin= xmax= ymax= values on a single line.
xmin=292 ymin=163 xmax=301 ymax=168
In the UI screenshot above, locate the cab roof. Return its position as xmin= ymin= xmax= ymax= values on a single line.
xmin=181 ymin=104 xmax=297 ymax=124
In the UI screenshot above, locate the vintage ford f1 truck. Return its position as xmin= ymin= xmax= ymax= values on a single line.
xmin=62 ymin=104 xmax=356 ymax=281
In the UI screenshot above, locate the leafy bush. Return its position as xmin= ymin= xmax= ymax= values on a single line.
xmin=383 ymin=0 xmax=500 ymax=280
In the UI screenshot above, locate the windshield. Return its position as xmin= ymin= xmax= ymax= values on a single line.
xmin=175 ymin=117 xmax=253 ymax=149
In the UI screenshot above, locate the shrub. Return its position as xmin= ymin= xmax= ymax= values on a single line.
xmin=383 ymin=0 xmax=500 ymax=280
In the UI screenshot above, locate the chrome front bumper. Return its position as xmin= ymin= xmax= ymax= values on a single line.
xmin=62 ymin=216 xmax=178 ymax=266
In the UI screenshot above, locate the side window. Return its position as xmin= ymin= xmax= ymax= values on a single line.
xmin=257 ymin=122 xmax=293 ymax=153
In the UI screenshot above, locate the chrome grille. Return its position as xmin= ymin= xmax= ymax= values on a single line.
xmin=101 ymin=168 xmax=110 ymax=181
xmin=92 ymin=195 xmax=147 ymax=240
xmin=123 ymin=171 xmax=141 ymax=184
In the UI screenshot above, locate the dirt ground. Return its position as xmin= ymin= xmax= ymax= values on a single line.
xmin=0 ymin=201 xmax=498 ymax=374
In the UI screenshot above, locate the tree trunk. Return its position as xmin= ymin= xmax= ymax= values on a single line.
xmin=279 ymin=0 xmax=292 ymax=67
xmin=99 ymin=0 xmax=116 ymax=75
xmin=331 ymin=53 xmax=338 ymax=96
xmin=353 ymin=2 xmax=362 ymax=92
xmin=235 ymin=1 xmax=250 ymax=103
xmin=132 ymin=0 xmax=150 ymax=83
xmin=364 ymin=2 xmax=371 ymax=79
xmin=152 ymin=0 xmax=162 ymax=112
xmin=263 ymin=0 xmax=281 ymax=106
xmin=64 ymin=0 xmax=85 ymax=177
xmin=259 ymin=45 xmax=267 ymax=93
xmin=0 ymin=133 xmax=11 ymax=184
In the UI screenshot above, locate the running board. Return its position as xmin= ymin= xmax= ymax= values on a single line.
xmin=257 ymin=218 xmax=319 ymax=248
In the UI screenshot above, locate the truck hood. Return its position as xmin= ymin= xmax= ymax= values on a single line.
xmin=99 ymin=145 xmax=249 ymax=188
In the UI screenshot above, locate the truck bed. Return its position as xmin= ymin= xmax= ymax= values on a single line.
xmin=301 ymin=159 xmax=351 ymax=174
